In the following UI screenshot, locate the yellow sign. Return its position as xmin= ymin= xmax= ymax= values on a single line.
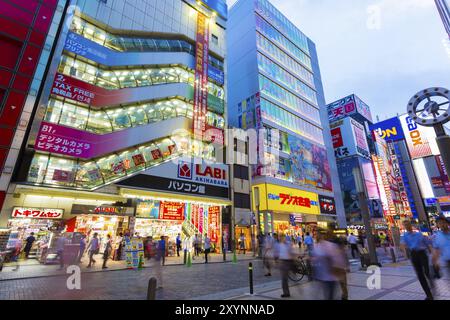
xmin=253 ymin=184 xmax=320 ymax=215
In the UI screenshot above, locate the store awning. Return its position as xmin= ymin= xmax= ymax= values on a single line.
xmin=119 ymin=188 xmax=232 ymax=206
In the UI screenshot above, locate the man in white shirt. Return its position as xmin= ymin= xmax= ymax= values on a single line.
xmin=347 ymin=233 xmax=359 ymax=259
xmin=278 ymin=235 xmax=295 ymax=298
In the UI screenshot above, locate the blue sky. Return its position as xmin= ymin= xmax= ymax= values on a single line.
xmin=228 ymin=0 xmax=450 ymax=122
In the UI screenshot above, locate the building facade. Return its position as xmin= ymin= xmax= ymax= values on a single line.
xmin=1 ymin=0 xmax=230 ymax=256
xmin=228 ymin=0 xmax=345 ymax=238
xmin=436 ymin=0 xmax=450 ymax=38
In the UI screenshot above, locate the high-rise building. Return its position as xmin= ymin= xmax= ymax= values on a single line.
xmin=436 ymin=0 xmax=450 ymax=38
xmin=1 ymin=0 xmax=230 ymax=253
xmin=0 ymin=0 xmax=69 ymax=219
xmin=228 ymin=0 xmax=345 ymax=236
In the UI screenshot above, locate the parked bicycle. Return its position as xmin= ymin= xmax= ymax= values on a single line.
xmin=288 ymin=255 xmax=312 ymax=282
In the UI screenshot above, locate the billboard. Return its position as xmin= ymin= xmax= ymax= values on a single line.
xmin=330 ymin=118 xmax=370 ymax=159
xmin=373 ymin=155 xmax=397 ymax=216
xmin=193 ymin=13 xmax=210 ymax=141
xmin=370 ymin=117 xmax=405 ymax=141
xmin=253 ymin=184 xmax=320 ymax=215
xmin=328 ymin=94 xmax=372 ymax=123
xmin=288 ymin=135 xmax=333 ymax=191
xmin=318 ymin=195 xmax=337 ymax=215
xmin=200 ymin=0 xmax=228 ymax=19
xmin=337 ymin=157 xmax=363 ymax=224
xmin=399 ymin=114 xmax=440 ymax=159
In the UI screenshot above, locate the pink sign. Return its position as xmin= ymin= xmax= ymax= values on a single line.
xmin=34 ymin=121 xmax=175 ymax=160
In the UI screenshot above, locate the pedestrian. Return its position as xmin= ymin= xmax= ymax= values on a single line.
xmin=158 ymin=236 xmax=166 ymax=266
xmin=102 ymin=234 xmax=112 ymax=269
xmin=277 ymin=235 xmax=295 ymax=298
xmin=114 ymin=232 xmax=123 ymax=261
xmin=56 ymin=233 xmax=67 ymax=270
xmin=239 ymin=233 xmax=246 ymax=254
xmin=204 ymin=235 xmax=211 ymax=263
xmin=432 ymin=216 xmax=450 ymax=278
xmin=333 ymin=235 xmax=350 ymax=300
xmin=296 ymin=234 xmax=302 ymax=249
xmin=194 ymin=234 xmax=201 ymax=257
xmin=176 ymin=233 xmax=182 ymax=257
xmin=24 ymin=232 xmax=36 ymax=259
xmin=10 ymin=237 xmax=22 ymax=271
xmin=379 ymin=232 xmax=387 ymax=253
xmin=87 ymin=232 xmax=100 ymax=268
xmin=312 ymin=230 xmax=340 ymax=300
xmin=347 ymin=233 xmax=359 ymax=259
xmin=400 ymin=220 xmax=434 ymax=300
xmin=263 ymin=234 xmax=274 ymax=277
xmin=304 ymin=232 xmax=314 ymax=255
xmin=77 ymin=234 xmax=86 ymax=263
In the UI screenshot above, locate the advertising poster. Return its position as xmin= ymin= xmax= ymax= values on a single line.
xmin=436 ymin=155 xmax=450 ymax=194
xmin=125 ymin=238 xmax=144 ymax=270
xmin=159 ymin=202 xmax=185 ymax=221
xmin=288 ymin=135 xmax=332 ymax=191
xmin=318 ymin=195 xmax=337 ymax=215
xmin=330 ymin=118 xmax=370 ymax=159
xmin=337 ymin=157 xmax=363 ymax=224
xmin=192 ymin=204 xmax=199 ymax=231
xmin=199 ymin=206 xmax=204 ymax=234
xmin=352 ymin=119 xmax=370 ymax=159
xmin=370 ymin=117 xmax=405 ymax=142
xmin=399 ymin=114 xmax=439 ymax=159
xmin=193 ymin=13 xmax=210 ymax=141
xmin=208 ymin=206 xmax=220 ymax=242
xmin=354 ymin=95 xmax=373 ymax=123
xmin=387 ymin=142 xmax=412 ymax=216
xmin=136 ymin=200 xmax=160 ymax=219
xmin=328 ymin=95 xmax=357 ymax=122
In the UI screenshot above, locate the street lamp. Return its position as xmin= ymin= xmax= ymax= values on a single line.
xmin=352 ymin=166 xmax=380 ymax=267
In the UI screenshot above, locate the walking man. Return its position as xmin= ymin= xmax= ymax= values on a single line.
xmin=400 ymin=220 xmax=434 ymax=300
xmin=432 ymin=216 xmax=450 ymax=278
xmin=56 ymin=234 xmax=67 ymax=270
xmin=176 ymin=233 xmax=182 ymax=257
xmin=204 ymin=235 xmax=211 ymax=263
xmin=158 ymin=236 xmax=166 ymax=266
xmin=87 ymin=233 xmax=99 ymax=268
xmin=24 ymin=232 xmax=36 ymax=259
xmin=102 ymin=234 xmax=112 ymax=269
xmin=77 ymin=234 xmax=86 ymax=263
xmin=304 ymin=232 xmax=314 ymax=255
xmin=347 ymin=233 xmax=359 ymax=259
xmin=278 ymin=235 xmax=295 ymax=298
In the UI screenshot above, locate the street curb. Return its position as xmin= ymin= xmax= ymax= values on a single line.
xmin=0 ymin=256 xmax=261 ymax=282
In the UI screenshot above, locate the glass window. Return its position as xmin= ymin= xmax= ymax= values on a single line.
xmin=44 ymin=157 xmax=77 ymax=187
xmin=128 ymin=107 xmax=148 ymax=126
xmin=27 ymin=154 xmax=49 ymax=184
xmin=111 ymin=109 xmax=131 ymax=130
xmin=97 ymin=154 xmax=126 ymax=183
xmin=86 ymin=110 xmax=112 ymax=134
xmin=75 ymin=161 xmax=104 ymax=188
xmin=118 ymin=148 xmax=146 ymax=174
xmin=44 ymin=99 xmax=63 ymax=123
xmin=141 ymin=143 xmax=164 ymax=165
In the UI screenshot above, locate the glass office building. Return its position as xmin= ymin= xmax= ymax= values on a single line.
xmin=0 ymin=0 xmax=231 ymax=251
xmin=228 ymin=0 xmax=346 ymax=234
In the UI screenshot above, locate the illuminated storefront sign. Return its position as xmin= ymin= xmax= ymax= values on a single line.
xmin=12 ymin=207 xmax=64 ymax=219
xmin=435 ymin=155 xmax=450 ymax=193
xmin=387 ymin=142 xmax=412 ymax=216
xmin=318 ymin=195 xmax=337 ymax=215
xmin=193 ymin=13 xmax=210 ymax=141
xmin=253 ymin=184 xmax=320 ymax=215
xmin=399 ymin=114 xmax=439 ymax=159
xmin=370 ymin=117 xmax=405 ymax=141
xmin=328 ymin=95 xmax=357 ymax=122
xmin=372 ymin=155 xmax=396 ymax=216
xmin=159 ymin=202 xmax=185 ymax=221
xmin=208 ymin=206 xmax=220 ymax=242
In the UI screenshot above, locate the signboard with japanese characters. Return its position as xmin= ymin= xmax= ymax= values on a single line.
xmin=318 ymin=195 xmax=337 ymax=215
xmin=328 ymin=94 xmax=373 ymax=124
xmin=330 ymin=117 xmax=370 ymax=160
xmin=159 ymin=202 xmax=185 ymax=221
xmin=12 ymin=207 xmax=64 ymax=219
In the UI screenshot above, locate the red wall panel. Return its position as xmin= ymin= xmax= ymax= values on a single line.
xmin=0 ymin=127 xmax=15 ymax=148
xmin=0 ymin=91 xmax=26 ymax=127
xmin=7 ymin=0 xmax=39 ymax=13
xmin=0 ymin=1 xmax=33 ymax=26
xmin=18 ymin=44 xmax=41 ymax=76
xmin=0 ymin=69 xmax=13 ymax=87
xmin=12 ymin=74 xmax=32 ymax=93
xmin=35 ymin=4 xmax=54 ymax=33
xmin=0 ymin=35 xmax=22 ymax=70
xmin=0 ymin=16 xmax=29 ymax=41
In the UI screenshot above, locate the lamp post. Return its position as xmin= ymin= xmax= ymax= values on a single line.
xmin=352 ymin=165 xmax=380 ymax=267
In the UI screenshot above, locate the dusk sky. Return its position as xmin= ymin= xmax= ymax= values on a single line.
xmin=228 ymin=0 xmax=450 ymax=122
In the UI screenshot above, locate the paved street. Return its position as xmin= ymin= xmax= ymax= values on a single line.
xmin=0 ymin=251 xmax=448 ymax=300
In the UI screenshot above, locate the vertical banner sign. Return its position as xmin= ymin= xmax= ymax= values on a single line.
xmin=387 ymin=142 xmax=412 ymax=216
xmin=199 ymin=206 xmax=204 ymax=234
xmin=373 ymin=155 xmax=396 ymax=216
xmin=192 ymin=204 xmax=198 ymax=231
xmin=208 ymin=206 xmax=220 ymax=242
xmin=436 ymin=155 xmax=450 ymax=194
xmin=193 ymin=13 xmax=210 ymax=141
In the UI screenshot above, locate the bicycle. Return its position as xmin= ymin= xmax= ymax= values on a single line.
xmin=288 ymin=255 xmax=311 ymax=282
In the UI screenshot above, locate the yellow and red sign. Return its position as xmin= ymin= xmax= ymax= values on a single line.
xmin=253 ymin=184 xmax=320 ymax=215
xmin=159 ymin=202 xmax=185 ymax=221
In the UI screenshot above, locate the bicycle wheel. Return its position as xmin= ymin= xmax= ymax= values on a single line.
xmin=288 ymin=260 xmax=305 ymax=282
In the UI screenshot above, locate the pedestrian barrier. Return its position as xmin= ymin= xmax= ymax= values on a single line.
xmin=358 ymin=248 xmax=370 ymax=269
xmin=147 ymin=277 xmax=157 ymax=300
xmin=186 ymin=252 xmax=192 ymax=267
xmin=248 ymin=262 xmax=254 ymax=295
xmin=232 ymin=250 xmax=237 ymax=264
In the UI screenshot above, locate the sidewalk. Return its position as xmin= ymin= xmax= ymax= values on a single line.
xmin=203 ymin=261 xmax=450 ymax=301
xmin=0 ymin=252 xmax=256 ymax=281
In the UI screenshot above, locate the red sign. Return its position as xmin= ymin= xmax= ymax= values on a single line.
xmin=159 ymin=202 xmax=185 ymax=221
xmin=279 ymin=194 xmax=311 ymax=208
xmin=12 ymin=207 xmax=63 ymax=219
xmin=195 ymin=165 xmax=227 ymax=180
xmin=193 ymin=13 xmax=210 ymax=141
xmin=208 ymin=206 xmax=220 ymax=242
xmin=331 ymin=127 xmax=343 ymax=148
